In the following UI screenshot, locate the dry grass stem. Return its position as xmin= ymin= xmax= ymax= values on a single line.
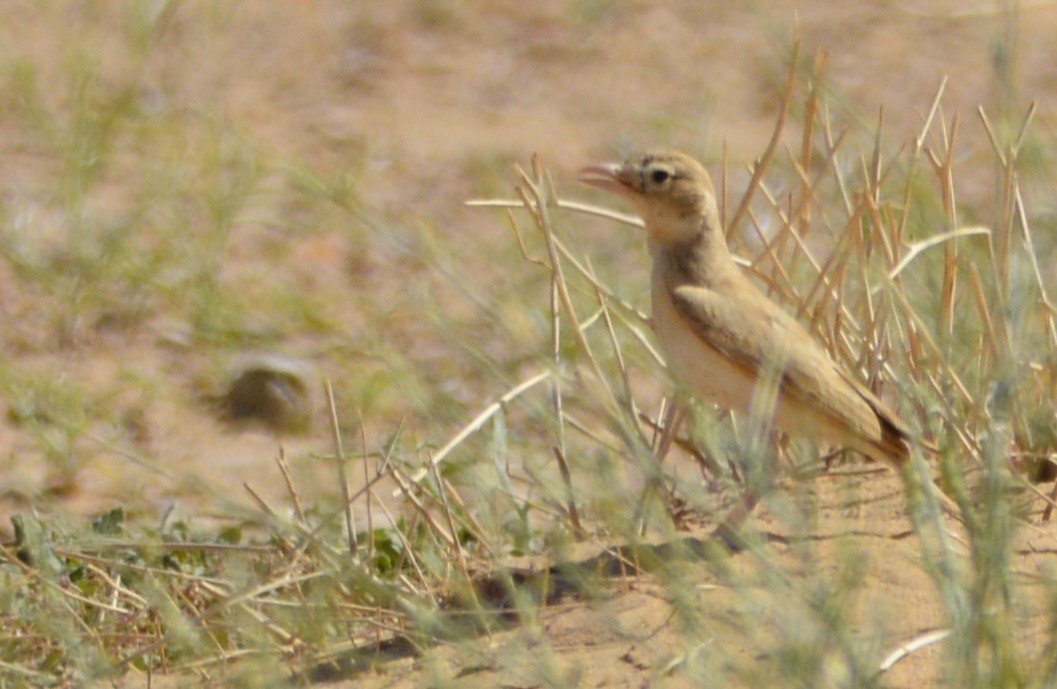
xmin=887 ymin=227 xmax=991 ymax=280
xmin=398 ymin=370 xmax=551 ymax=490
xmin=466 ymin=198 xmax=645 ymax=230
xmin=325 ymin=379 xmax=358 ymax=556
xmin=727 ymin=39 xmax=801 ymax=239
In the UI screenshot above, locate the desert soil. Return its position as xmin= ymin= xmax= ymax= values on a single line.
xmin=3 ymin=2 xmax=1057 ymax=687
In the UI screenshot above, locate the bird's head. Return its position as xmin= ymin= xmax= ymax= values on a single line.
xmin=579 ymin=150 xmax=721 ymax=244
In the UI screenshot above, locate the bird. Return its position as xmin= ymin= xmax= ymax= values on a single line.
xmin=578 ymin=150 xmax=953 ymax=525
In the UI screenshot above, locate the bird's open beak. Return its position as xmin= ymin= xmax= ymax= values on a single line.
xmin=578 ymin=162 xmax=634 ymax=195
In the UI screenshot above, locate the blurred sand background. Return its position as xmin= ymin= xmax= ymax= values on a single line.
xmin=3 ymin=3 xmax=1057 ymax=687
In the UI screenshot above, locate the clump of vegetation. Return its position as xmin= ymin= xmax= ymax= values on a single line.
xmin=2 ymin=12 xmax=1057 ymax=688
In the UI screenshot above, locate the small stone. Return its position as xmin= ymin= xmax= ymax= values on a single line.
xmin=226 ymin=355 xmax=316 ymax=434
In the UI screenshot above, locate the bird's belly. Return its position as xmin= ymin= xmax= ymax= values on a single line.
xmin=651 ymin=284 xmax=757 ymax=413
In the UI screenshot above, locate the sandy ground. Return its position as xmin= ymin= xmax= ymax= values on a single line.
xmin=4 ymin=1 xmax=1057 ymax=686
xmin=341 ymin=481 xmax=1057 ymax=689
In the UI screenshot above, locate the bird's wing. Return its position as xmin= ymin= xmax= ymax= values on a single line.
xmin=668 ymin=282 xmax=834 ymax=393
xmin=668 ymin=282 xmax=909 ymax=460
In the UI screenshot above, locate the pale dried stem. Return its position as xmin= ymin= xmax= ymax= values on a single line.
xmin=925 ymin=113 xmax=961 ymax=343
xmin=439 ymin=475 xmax=490 ymax=548
xmin=466 ymin=197 xmax=643 ymax=230
xmin=324 ymin=379 xmax=357 ymax=557
xmin=879 ymin=628 xmax=952 ymax=674
xmin=563 ymin=411 xmax=626 ymax=455
xmin=521 ymin=155 xmax=657 ymax=470
xmin=243 ymin=481 xmax=278 ymax=520
xmin=797 ymin=50 xmax=826 ymax=240
xmin=358 ymin=410 xmax=375 ymax=566
xmin=549 ymin=217 xmax=573 ymax=533
xmin=592 ymin=272 xmax=639 ymax=424
xmin=397 ymin=370 xmax=550 ymax=491
xmin=377 ymin=504 xmax=440 ymax=607
xmin=914 ymin=77 xmax=948 ymax=153
xmin=821 ymin=106 xmax=854 ymax=215
xmin=552 ymin=446 xmax=584 ymax=537
xmin=424 ymin=462 xmax=478 ymax=598
xmin=887 ymin=228 xmax=991 ymax=282
xmin=388 ymin=465 xmax=457 ymax=549
xmin=744 ymin=200 xmax=796 ymax=298
xmin=274 ymin=447 xmax=305 ymax=525
xmin=868 ymin=108 xmax=884 ymax=205
xmin=505 ymin=207 xmax=546 ymax=267
xmin=1012 ymin=186 xmax=1057 ymax=347
xmin=637 ymin=406 xmax=723 ymax=486
xmin=727 ymin=39 xmax=800 ymax=239
xmin=889 ymin=287 xmax=978 ymax=412
xmin=517 ymin=159 xmax=619 ymax=414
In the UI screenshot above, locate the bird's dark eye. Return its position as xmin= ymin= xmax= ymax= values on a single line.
xmin=650 ymin=168 xmax=671 ymax=184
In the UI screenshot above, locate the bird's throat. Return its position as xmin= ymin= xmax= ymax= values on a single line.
xmin=651 ymin=225 xmax=737 ymax=290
